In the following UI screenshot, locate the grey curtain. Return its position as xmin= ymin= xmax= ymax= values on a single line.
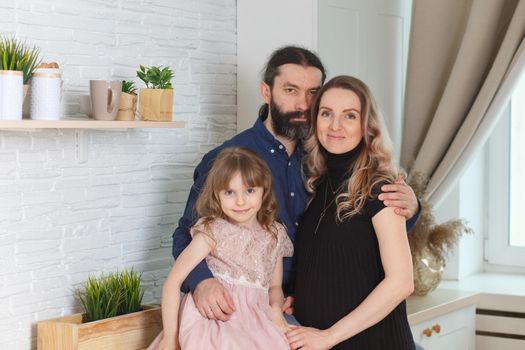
xmin=401 ymin=0 xmax=525 ymax=206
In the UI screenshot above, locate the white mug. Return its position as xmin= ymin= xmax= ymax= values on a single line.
xmin=0 ymin=70 xmax=23 ymax=120
xmin=30 ymin=69 xmax=62 ymax=120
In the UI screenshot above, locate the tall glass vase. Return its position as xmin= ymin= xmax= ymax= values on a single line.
xmin=412 ymin=247 xmax=444 ymax=296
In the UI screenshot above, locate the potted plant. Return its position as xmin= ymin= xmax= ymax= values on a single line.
xmin=0 ymin=36 xmax=41 ymax=88
xmin=408 ymin=173 xmax=473 ymax=295
xmin=37 ymin=269 xmax=162 ymax=350
xmin=0 ymin=36 xmax=39 ymax=120
xmin=117 ymin=80 xmax=138 ymax=121
xmin=136 ymin=64 xmax=174 ymax=121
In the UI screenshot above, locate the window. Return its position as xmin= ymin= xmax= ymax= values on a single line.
xmin=487 ymin=69 xmax=525 ymax=267
xmin=509 ymin=75 xmax=525 ymax=248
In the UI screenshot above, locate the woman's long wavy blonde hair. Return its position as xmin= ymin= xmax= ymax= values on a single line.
xmin=304 ymin=75 xmax=402 ymax=221
xmin=195 ymin=147 xmax=279 ymax=238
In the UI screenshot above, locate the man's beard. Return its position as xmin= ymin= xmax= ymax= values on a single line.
xmin=269 ymin=101 xmax=310 ymax=141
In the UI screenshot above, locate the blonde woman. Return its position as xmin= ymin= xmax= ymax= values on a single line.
xmin=289 ymin=76 xmax=415 ymax=349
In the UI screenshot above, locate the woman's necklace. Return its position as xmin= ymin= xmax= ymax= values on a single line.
xmin=314 ymin=177 xmax=339 ymax=235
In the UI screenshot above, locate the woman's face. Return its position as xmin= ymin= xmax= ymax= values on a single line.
xmin=316 ymin=88 xmax=363 ymax=154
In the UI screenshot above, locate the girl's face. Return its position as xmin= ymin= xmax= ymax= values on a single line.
xmin=218 ymin=172 xmax=263 ymax=229
xmin=316 ymin=88 xmax=363 ymax=154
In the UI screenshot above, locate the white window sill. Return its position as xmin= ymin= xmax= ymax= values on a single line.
xmin=439 ymin=272 xmax=525 ymax=312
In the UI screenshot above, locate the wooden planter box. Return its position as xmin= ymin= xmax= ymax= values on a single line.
xmin=37 ymin=305 xmax=162 ymax=350
xmin=138 ymin=88 xmax=173 ymax=121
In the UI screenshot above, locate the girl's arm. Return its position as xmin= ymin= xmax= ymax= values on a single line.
xmin=160 ymin=233 xmax=215 ymax=347
xmin=287 ymin=206 xmax=414 ymax=349
xmin=268 ymin=256 xmax=290 ymax=332
xmin=269 ymin=255 xmax=285 ymax=310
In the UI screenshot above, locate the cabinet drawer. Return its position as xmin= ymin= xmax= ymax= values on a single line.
xmin=476 ymin=335 xmax=525 ymax=350
xmin=475 ymin=309 xmax=525 ymax=349
xmin=410 ymin=304 xmax=475 ymax=350
xmin=477 ymin=314 xmax=525 ymax=336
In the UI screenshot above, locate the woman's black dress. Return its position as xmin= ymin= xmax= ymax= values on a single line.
xmin=294 ymin=146 xmax=415 ymax=349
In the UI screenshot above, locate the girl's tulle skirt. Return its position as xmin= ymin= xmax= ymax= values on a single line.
xmin=147 ymin=280 xmax=290 ymax=349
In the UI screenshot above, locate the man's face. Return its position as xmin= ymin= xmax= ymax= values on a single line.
xmin=262 ymin=64 xmax=323 ymax=140
xmin=269 ymin=98 xmax=310 ymax=140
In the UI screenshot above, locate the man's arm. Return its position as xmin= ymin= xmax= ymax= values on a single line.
xmin=172 ymin=157 xmax=214 ymax=293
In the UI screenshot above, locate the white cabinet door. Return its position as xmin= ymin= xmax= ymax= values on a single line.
xmin=410 ymin=304 xmax=476 ymax=350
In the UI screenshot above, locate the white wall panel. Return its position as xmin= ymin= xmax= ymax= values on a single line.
xmin=318 ymin=0 xmax=411 ymax=157
xmin=237 ymin=0 xmax=317 ymax=132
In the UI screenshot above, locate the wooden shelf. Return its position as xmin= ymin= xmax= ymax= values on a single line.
xmin=0 ymin=118 xmax=185 ymax=129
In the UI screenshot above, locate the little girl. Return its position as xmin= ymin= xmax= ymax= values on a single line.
xmin=148 ymin=147 xmax=293 ymax=350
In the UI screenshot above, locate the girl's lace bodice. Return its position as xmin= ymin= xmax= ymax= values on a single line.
xmin=191 ymin=218 xmax=293 ymax=289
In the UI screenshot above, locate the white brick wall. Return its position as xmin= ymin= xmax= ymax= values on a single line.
xmin=0 ymin=1 xmax=237 ymax=348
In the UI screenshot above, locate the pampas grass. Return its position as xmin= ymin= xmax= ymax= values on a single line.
xmin=408 ymin=172 xmax=473 ymax=295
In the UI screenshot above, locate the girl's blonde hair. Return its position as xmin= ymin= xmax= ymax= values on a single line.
xmin=304 ymin=75 xmax=403 ymax=221
xmin=195 ymin=147 xmax=279 ymax=237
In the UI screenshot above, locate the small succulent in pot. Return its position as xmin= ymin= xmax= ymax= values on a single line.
xmin=117 ymin=80 xmax=138 ymax=121
xmin=136 ymin=64 xmax=174 ymax=121
xmin=122 ymin=80 xmax=137 ymax=95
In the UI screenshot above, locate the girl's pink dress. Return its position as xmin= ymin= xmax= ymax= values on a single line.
xmin=148 ymin=218 xmax=293 ymax=350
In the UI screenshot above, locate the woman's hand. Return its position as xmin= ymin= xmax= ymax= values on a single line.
xmin=271 ymin=305 xmax=291 ymax=333
xmin=286 ymin=326 xmax=334 ymax=350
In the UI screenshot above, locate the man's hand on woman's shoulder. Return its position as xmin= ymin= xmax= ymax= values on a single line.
xmin=378 ymin=177 xmax=419 ymax=219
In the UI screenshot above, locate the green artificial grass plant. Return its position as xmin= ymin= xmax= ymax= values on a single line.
xmin=0 ymin=36 xmax=42 ymax=84
xmin=77 ymin=269 xmax=144 ymax=322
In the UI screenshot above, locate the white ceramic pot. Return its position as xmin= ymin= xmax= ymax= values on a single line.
xmin=30 ymin=69 xmax=63 ymax=120
xmin=0 ymin=70 xmax=24 ymax=120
